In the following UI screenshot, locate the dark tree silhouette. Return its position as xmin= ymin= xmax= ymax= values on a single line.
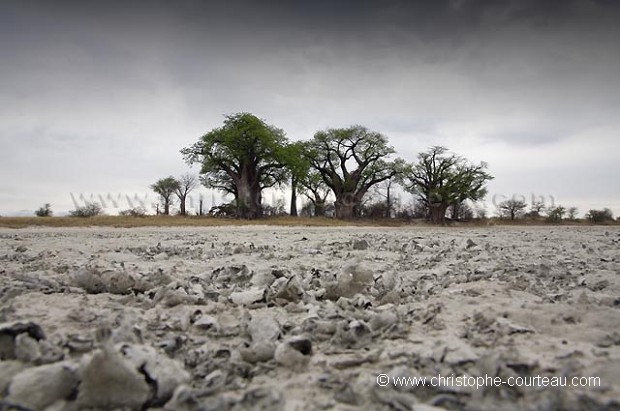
xmin=403 ymin=146 xmax=492 ymax=224
xmin=306 ymin=125 xmax=404 ymax=219
xmin=175 ymin=174 xmax=198 ymax=216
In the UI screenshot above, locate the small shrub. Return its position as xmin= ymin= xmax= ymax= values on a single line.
xmin=585 ymin=208 xmax=614 ymax=223
xmin=209 ymin=202 xmax=237 ymax=217
xmin=118 ymin=207 xmax=147 ymax=217
xmin=35 ymin=203 xmax=53 ymax=217
xmin=69 ymin=202 xmax=104 ymax=217
xmin=546 ymin=205 xmax=566 ymax=223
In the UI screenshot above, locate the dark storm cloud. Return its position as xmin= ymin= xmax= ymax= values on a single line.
xmin=1 ymin=0 xmax=620 ymax=215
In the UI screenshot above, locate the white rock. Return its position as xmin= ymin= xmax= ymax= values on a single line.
xmin=0 ymin=360 xmax=26 ymax=395
xmin=77 ymin=345 xmax=151 ymax=409
xmin=100 ymin=269 xmax=135 ymax=294
xmin=240 ymin=341 xmax=276 ymax=363
xmin=14 ymin=333 xmax=41 ymax=363
xmin=119 ymin=343 xmax=191 ymax=404
xmin=71 ymin=268 xmax=107 ymax=294
xmin=8 ymin=361 xmax=79 ymax=411
xmin=251 ymin=270 xmax=277 ymax=288
xmin=230 ymin=288 xmax=266 ymax=305
xmin=274 ymin=336 xmax=313 ymax=370
xmin=163 ymin=384 xmax=196 ymax=411
xmin=332 ymin=263 xmax=374 ymax=298
xmin=194 ymin=314 xmax=220 ymax=332
xmin=343 ymin=263 xmax=374 ymax=284
xmin=248 ymin=311 xmax=281 ymax=342
xmin=369 ymin=310 xmax=398 ymax=332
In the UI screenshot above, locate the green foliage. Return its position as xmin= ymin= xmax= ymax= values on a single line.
xmin=403 ymin=146 xmax=493 ymax=224
xmin=151 ymin=176 xmax=180 ymax=215
xmin=306 ymin=125 xmax=405 ymax=218
xmin=181 ymin=113 xmax=290 ymax=218
xmin=546 ymin=205 xmax=566 ymax=222
xmin=35 ymin=203 xmax=53 ymax=217
xmin=586 ymin=208 xmax=614 ymax=223
xmin=69 ymin=202 xmax=104 ymax=217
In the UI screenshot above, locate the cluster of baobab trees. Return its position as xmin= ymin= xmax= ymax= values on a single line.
xmin=157 ymin=113 xmax=493 ymax=224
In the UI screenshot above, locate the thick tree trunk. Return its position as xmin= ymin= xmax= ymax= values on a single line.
xmin=290 ymin=177 xmax=298 ymax=217
xmin=335 ymin=193 xmax=356 ymax=219
xmin=164 ymin=199 xmax=170 ymax=215
xmin=314 ymin=200 xmax=325 ymax=217
xmin=429 ymin=203 xmax=448 ymax=224
xmin=179 ymin=196 xmax=186 ymax=216
xmin=237 ymin=179 xmax=262 ymax=219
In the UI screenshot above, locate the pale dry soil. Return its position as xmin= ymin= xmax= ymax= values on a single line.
xmin=0 ymin=226 xmax=619 ymax=411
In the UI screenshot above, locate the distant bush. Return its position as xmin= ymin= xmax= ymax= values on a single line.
xmin=362 ymin=201 xmax=391 ymax=218
xmin=35 ymin=203 xmax=53 ymax=217
xmin=546 ymin=205 xmax=566 ymax=223
xmin=118 ymin=207 xmax=147 ymax=217
xmin=209 ymin=202 xmax=237 ymax=217
xmin=585 ymin=208 xmax=614 ymax=223
xmin=69 ymin=202 xmax=104 ymax=217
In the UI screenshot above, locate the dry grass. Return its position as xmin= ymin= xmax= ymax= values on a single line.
xmin=0 ymin=215 xmax=390 ymax=229
xmin=0 ymin=215 xmax=616 ymax=229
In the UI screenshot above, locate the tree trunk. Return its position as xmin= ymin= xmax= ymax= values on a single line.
xmin=314 ymin=200 xmax=325 ymax=217
xmin=164 ymin=199 xmax=170 ymax=215
xmin=179 ymin=196 xmax=186 ymax=216
xmin=452 ymin=203 xmax=460 ymax=220
xmin=429 ymin=203 xmax=448 ymax=224
xmin=335 ymin=193 xmax=356 ymax=219
xmin=386 ymin=184 xmax=391 ymax=218
xmin=290 ymin=176 xmax=298 ymax=217
xmin=237 ymin=179 xmax=262 ymax=219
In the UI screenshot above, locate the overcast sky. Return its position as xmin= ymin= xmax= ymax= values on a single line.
xmin=1 ymin=0 xmax=619 ymax=216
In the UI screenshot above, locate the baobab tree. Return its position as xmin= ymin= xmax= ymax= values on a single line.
xmin=498 ymin=198 xmax=527 ymax=220
xmin=151 ymin=176 xmax=179 ymax=215
xmin=402 ymin=146 xmax=492 ymax=224
xmin=175 ymin=173 xmax=198 ymax=216
xmin=181 ymin=113 xmax=290 ymax=219
xmin=306 ymin=125 xmax=404 ymax=219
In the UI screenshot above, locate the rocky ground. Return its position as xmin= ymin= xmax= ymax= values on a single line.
xmin=0 ymin=226 xmax=619 ymax=411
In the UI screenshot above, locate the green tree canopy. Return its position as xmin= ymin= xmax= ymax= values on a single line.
xmin=151 ymin=176 xmax=180 ymax=215
xmin=181 ymin=113 xmax=289 ymax=219
xmin=306 ymin=125 xmax=404 ymax=219
xmin=402 ymin=146 xmax=492 ymax=224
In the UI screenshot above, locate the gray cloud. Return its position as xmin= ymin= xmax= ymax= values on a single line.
xmin=1 ymin=0 xmax=619 ymax=216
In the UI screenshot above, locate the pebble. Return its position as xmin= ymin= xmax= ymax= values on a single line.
xmin=7 ymin=361 xmax=79 ymax=411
